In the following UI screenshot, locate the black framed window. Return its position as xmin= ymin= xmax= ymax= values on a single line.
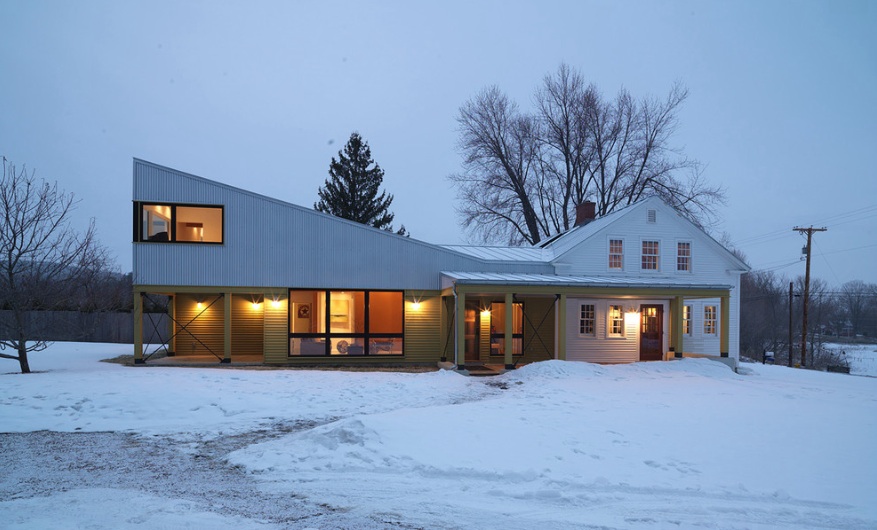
xmin=288 ymin=289 xmax=404 ymax=356
xmin=134 ymin=202 xmax=224 ymax=244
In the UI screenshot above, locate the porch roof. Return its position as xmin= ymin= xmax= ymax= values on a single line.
xmin=441 ymin=271 xmax=733 ymax=291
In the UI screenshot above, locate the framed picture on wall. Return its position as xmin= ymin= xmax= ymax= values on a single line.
xmin=297 ymin=303 xmax=310 ymax=319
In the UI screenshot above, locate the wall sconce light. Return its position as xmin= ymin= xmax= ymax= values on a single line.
xmin=480 ymin=308 xmax=491 ymax=318
xmin=271 ymin=297 xmax=281 ymax=309
xmin=251 ymin=295 xmax=263 ymax=310
xmin=196 ymin=300 xmax=204 ymax=309
xmin=411 ymin=301 xmax=421 ymax=310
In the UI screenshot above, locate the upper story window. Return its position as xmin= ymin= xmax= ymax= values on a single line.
xmin=135 ymin=202 xmax=224 ymax=244
xmin=609 ymin=239 xmax=624 ymax=270
xmin=677 ymin=242 xmax=691 ymax=272
xmin=642 ymin=240 xmax=659 ymax=270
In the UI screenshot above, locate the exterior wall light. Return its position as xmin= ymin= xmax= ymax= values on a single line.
xmin=411 ymin=301 xmax=421 ymax=310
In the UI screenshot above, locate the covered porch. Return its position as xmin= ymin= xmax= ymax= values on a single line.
xmin=132 ymin=286 xmax=289 ymax=365
xmin=441 ymin=272 xmax=733 ymax=370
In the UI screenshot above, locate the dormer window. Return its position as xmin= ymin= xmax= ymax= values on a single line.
xmin=135 ymin=202 xmax=224 ymax=243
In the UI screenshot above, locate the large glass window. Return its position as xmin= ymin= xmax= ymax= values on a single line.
xmin=135 ymin=202 xmax=223 ymax=243
xmin=289 ymin=290 xmax=404 ymax=356
xmin=489 ymin=302 xmax=523 ymax=356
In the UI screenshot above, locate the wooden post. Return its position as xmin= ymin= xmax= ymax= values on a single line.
xmin=167 ymin=295 xmax=176 ymax=356
xmin=222 ymin=292 xmax=232 ymax=363
xmin=133 ymin=291 xmax=144 ymax=364
xmin=720 ymin=294 xmax=730 ymax=358
xmin=672 ymin=296 xmax=684 ymax=358
xmin=557 ymin=294 xmax=567 ymax=360
xmin=504 ymin=292 xmax=513 ymax=369
xmin=455 ymin=291 xmax=466 ymax=369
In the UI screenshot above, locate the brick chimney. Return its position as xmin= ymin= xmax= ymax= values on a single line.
xmin=575 ymin=201 xmax=596 ymax=226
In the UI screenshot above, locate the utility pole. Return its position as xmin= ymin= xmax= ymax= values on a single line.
xmin=793 ymin=226 xmax=827 ymax=367
xmin=788 ymin=282 xmax=794 ymax=368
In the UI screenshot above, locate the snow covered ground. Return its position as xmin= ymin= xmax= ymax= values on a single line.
xmin=824 ymin=342 xmax=877 ymax=377
xmin=2 ymin=343 xmax=876 ymax=529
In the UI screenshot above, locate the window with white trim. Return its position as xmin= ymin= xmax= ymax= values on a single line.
xmin=579 ymin=304 xmax=595 ymax=336
xmin=608 ymin=305 xmax=624 ymax=336
xmin=677 ymin=242 xmax=691 ymax=272
xmin=609 ymin=239 xmax=623 ymax=270
xmin=704 ymin=305 xmax=717 ymax=335
xmin=642 ymin=240 xmax=659 ymax=270
xmin=683 ymin=305 xmax=692 ymax=335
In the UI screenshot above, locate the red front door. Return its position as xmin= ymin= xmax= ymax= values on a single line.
xmin=640 ymin=305 xmax=663 ymax=361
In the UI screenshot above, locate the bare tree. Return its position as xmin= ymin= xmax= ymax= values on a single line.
xmin=450 ymin=87 xmax=544 ymax=244
xmin=452 ymin=64 xmax=726 ymax=244
xmin=838 ymin=280 xmax=875 ymax=336
xmin=0 ymin=158 xmax=111 ymax=373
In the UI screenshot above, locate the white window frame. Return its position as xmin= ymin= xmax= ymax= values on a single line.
xmin=608 ymin=305 xmax=625 ymax=337
xmin=683 ymin=305 xmax=692 ymax=336
xmin=704 ymin=305 xmax=717 ymax=335
xmin=579 ymin=304 xmax=596 ymax=337
xmin=608 ymin=238 xmax=624 ymax=271
xmin=641 ymin=239 xmax=660 ymax=271
xmin=677 ymin=241 xmax=692 ymax=272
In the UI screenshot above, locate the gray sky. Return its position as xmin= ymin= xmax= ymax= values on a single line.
xmin=2 ymin=0 xmax=875 ymax=285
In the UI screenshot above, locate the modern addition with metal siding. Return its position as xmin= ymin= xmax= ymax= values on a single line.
xmin=132 ymin=159 xmax=750 ymax=370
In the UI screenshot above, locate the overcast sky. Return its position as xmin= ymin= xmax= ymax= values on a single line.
xmin=2 ymin=0 xmax=875 ymax=285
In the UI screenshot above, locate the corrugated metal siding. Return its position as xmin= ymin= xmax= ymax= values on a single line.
xmin=441 ymin=245 xmax=553 ymax=262
xmin=263 ymin=295 xmax=289 ymax=364
xmin=175 ymin=293 xmax=225 ymax=357
xmin=133 ymin=160 xmax=553 ymax=290
xmin=231 ymin=295 xmax=264 ymax=357
xmin=403 ymin=291 xmax=442 ymax=363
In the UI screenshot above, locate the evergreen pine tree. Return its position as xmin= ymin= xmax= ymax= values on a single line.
xmin=315 ymin=132 xmax=403 ymax=233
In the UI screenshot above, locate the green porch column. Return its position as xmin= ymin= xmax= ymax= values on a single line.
xmin=671 ymin=296 xmax=684 ymax=358
xmin=557 ymin=294 xmax=567 ymax=360
xmin=720 ymin=294 xmax=730 ymax=357
xmin=504 ymin=292 xmax=513 ymax=369
xmin=222 ymin=292 xmax=232 ymax=363
xmin=133 ymin=291 xmax=144 ymax=364
xmin=167 ymin=295 xmax=176 ymax=356
xmin=455 ymin=291 xmax=466 ymax=369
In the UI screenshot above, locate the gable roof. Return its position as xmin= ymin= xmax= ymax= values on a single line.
xmin=541 ymin=197 xmax=750 ymax=272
